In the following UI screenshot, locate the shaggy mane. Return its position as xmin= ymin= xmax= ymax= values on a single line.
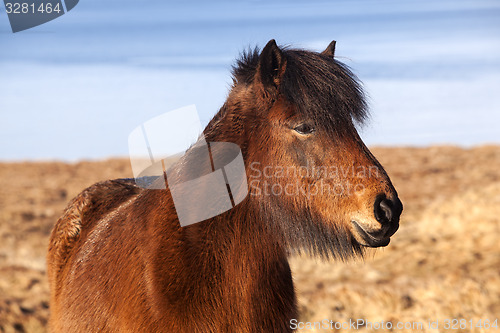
xmin=232 ymin=46 xmax=369 ymax=135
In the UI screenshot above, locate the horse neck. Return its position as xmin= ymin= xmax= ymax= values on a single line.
xmin=153 ymin=103 xmax=297 ymax=324
xmin=181 ymin=200 xmax=287 ymax=284
xmin=181 ymin=202 xmax=296 ymax=326
xmin=150 ymin=191 xmax=295 ymax=322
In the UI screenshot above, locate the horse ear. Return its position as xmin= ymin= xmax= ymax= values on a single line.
xmin=257 ymin=39 xmax=286 ymax=89
xmin=321 ymin=40 xmax=336 ymax=58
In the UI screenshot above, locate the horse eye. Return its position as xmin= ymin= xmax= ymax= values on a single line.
xmin=293 ymin=123 xmax=315 ymax=135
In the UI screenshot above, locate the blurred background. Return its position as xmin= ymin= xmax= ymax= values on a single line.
xmin=1 ymin=1 xmax=499 ymax=332
xmin=1 ymin=0 xmax=499 ymax=160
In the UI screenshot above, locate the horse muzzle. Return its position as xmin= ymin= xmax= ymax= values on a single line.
xmin=351 ymin=194 xmax=402 ymax=248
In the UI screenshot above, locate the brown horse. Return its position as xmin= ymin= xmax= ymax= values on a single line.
xmin=47 ymin=40 xmax=402 ymax=332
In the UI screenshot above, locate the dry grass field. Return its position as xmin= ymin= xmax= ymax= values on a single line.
xmin=0 ymin=146 xmax=499 ymax=332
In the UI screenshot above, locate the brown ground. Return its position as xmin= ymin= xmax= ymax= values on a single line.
xmin=0 ymin=146 xmax=499 ymax=332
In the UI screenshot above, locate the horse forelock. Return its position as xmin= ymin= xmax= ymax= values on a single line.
xmin=230 ymin=46 xmax=369 ymax=137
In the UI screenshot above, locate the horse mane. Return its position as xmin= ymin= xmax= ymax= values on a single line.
xmin=232 ymin=46 xmax=369 ymax=137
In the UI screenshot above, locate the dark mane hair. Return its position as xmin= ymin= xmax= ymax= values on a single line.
xmin=232 ymin=46 xmax=368 ymax=136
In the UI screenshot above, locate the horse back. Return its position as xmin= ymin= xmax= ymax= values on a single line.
xmin=47 ymin=178 xmax=148 ymax=331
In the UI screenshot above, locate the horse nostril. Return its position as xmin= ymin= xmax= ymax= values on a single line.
xmin=374 ymin=195 xmax=397 ymax=224
xmin=379 ymin=199 xmax=392 ymax=222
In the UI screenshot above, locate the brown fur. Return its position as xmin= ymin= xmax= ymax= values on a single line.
xmin=47 ymin=40 xmax=402 ymax=332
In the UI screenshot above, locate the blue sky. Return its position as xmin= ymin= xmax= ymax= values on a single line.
xmin=1 ymin=0 xmax=499 ymax=160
